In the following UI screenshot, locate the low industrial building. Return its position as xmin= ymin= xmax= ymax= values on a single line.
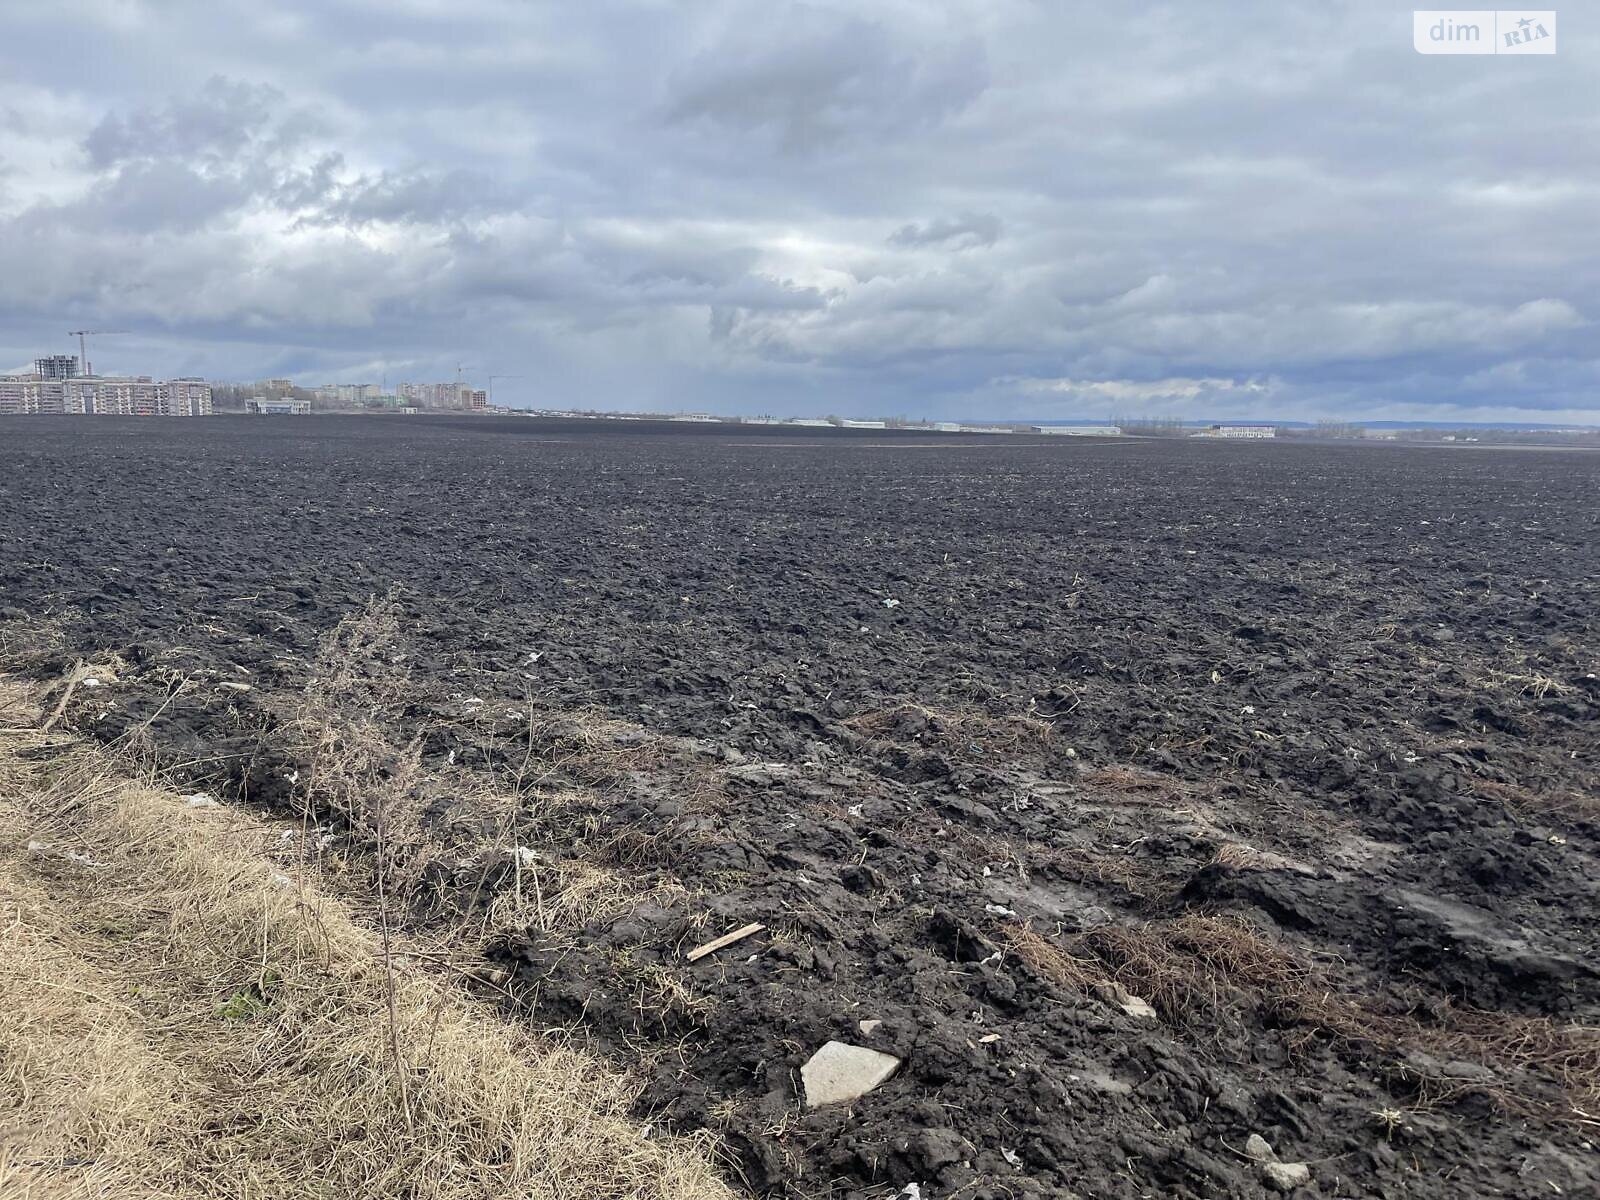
xmin=247 ymin=397 xmax=312 ymax=415
xmin=1194 ymin=424 xmax=1277 ymax=439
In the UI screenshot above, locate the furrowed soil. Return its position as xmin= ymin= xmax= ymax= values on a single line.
xmin=2 ymin=414 xmax=1597 ymax=1199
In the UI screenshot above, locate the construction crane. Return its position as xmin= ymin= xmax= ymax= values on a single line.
xmin=66 ymin=330 xmax=127 ymax=377
xmin=487 ymin=374 xmax=523 ymax=408
xmin=452 ymin=363 xmax=477 ymax=407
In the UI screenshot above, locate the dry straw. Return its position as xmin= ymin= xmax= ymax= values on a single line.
xmin=0 ymin=680 xmax=733 ymax=1200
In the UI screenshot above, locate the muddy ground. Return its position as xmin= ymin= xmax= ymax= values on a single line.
xmin=1 ymin=414 xmax=1597 ymax=1199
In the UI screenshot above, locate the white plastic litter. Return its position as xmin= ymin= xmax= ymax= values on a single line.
xmin=27 ymin=840 xmax=104 ymax=868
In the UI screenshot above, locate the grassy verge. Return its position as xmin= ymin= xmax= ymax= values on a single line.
xmin=0 ymin=679 xmax=734 ymax=1200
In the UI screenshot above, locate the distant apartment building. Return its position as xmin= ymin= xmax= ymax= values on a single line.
xmin=0 ymin=377 xmax=60 ymax=414
xmin=336 ymin=383 xmax=380 ymax=405
xmin=391 ymin=381 xmax=485 ymax=409
xmin=0 ymin=373 xmax=212 ymax=417
xmin=34 ymin=354 xmax=80 ymax=380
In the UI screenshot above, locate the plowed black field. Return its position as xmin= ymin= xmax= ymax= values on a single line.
xmin=3 ymin=414 xmax=1597 ymax=1199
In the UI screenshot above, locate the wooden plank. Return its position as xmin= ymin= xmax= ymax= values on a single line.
xmin=684 ymin=921 xmax=766 ymax=963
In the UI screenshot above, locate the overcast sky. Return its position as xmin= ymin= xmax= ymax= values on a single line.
xmin=1 ymin=1 xmax=1595 ymax=423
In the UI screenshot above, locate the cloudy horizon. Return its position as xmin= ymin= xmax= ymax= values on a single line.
xmin=1 ymin=1 xmax=1596 ymax=424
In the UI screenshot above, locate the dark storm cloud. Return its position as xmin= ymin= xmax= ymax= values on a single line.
xmin=0 ymin=0 xmax=1595 ymax=423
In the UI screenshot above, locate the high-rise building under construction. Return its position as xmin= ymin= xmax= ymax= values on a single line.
xmin=33 ymin=355 xmax=79 ymax=379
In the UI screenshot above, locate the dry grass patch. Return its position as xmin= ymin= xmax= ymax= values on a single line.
xmin=515 ymin=708 xmax=687 ymax=789
xmin=475 ymin=852 xmax=687 ymax=943
xmin=1081 ymin=763 xmax=1182 ymax=797
xmin=0 ymin=681 xmax=733 ymax=1200
xmin=1005 ymin=914 xmax=1313 ymax=1028
xmin=1478 ymin=669 xmax=1574 ymax=701
xmin=1003 ymin=915 xmax=1600 ymax=1118
xmin=1466 ymin=776 xmax=1599 ymax=826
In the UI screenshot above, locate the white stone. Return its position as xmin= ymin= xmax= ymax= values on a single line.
xmin=1112 ymin=984 xmax=1157 ymax=1021
xmin=858 ymin=1019 xmax=883 ymax=1035
xmin=801 ymin=1041 xmax=901 ymax=1109
xmin=1262 ymin=1161 xmax=1311 ymax=1192
xmin=1244 ymin=1133 xmax=1275 ymax=1162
